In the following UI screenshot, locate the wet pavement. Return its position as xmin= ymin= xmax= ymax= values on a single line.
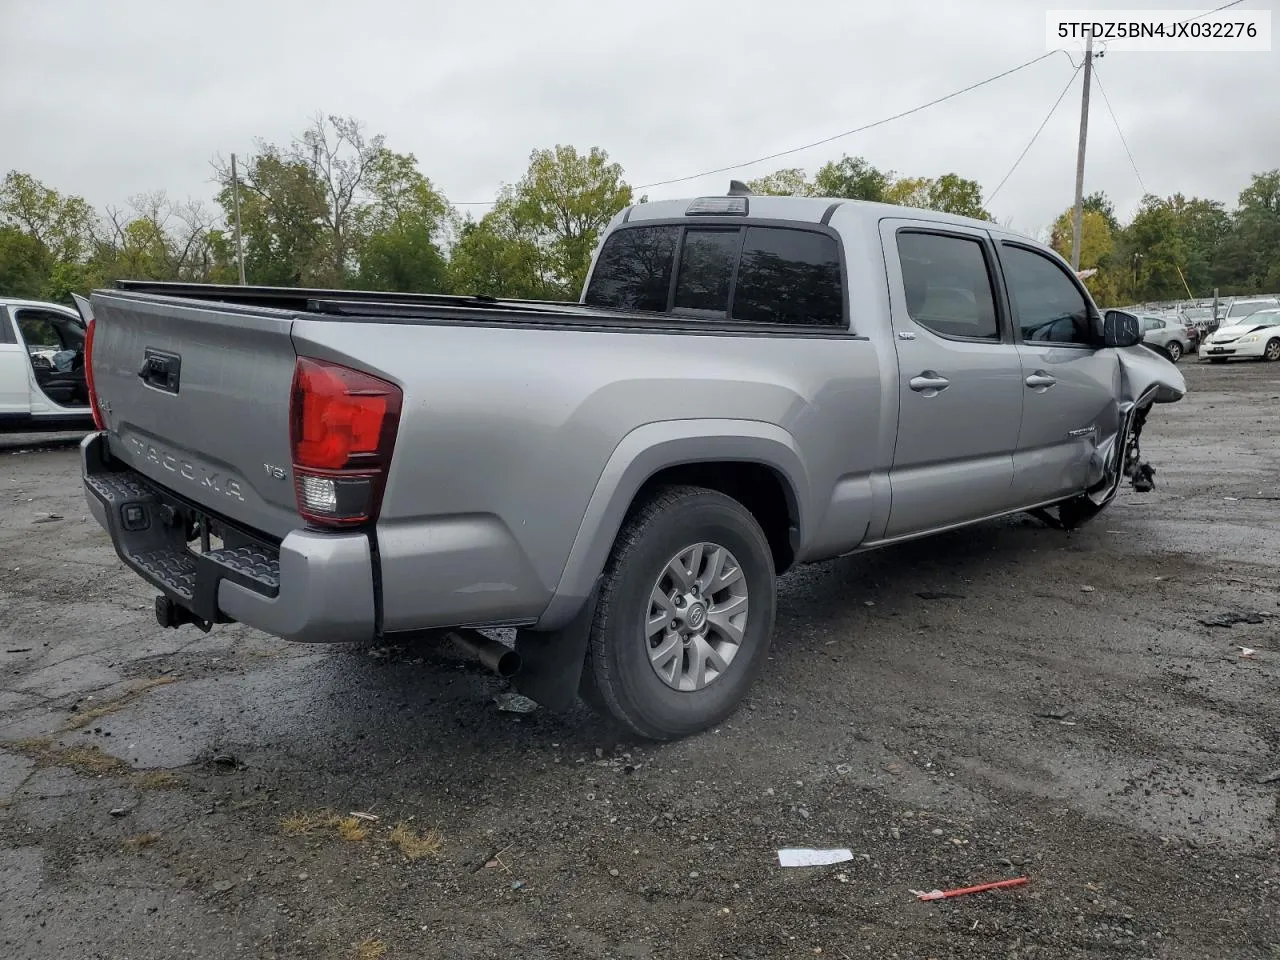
xmin=1 ymin=359 xmax=1278 ymax=959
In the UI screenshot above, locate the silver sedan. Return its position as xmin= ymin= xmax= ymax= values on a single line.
xmin=1139 ymin=315 xmax=1194 ymax=362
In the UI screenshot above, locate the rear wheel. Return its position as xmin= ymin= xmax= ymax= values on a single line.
xmin=582 ymin=485 xmax=776 ymax=740
xmin=1166 ymin=340 xmax=1182 ymax=362
xmin=1264 ymin=338 xmax=1280 ymax=362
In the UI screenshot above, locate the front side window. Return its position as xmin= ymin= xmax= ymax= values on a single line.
xmin=583 ymin=225 xmax=680 ymax=312
xmin=1001 ymin=244 xmax=1094 ymax=346
xmin=896 ymin=232 xmax=1000 ymax=340
xmin=732 ymin=227 xmax=843 ymax=326
xmin=16 ymin=310 xmax=65 ymax=351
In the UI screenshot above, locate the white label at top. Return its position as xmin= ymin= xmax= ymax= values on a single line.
xmin=1046 ymin=9 xmax=1272 ymax=51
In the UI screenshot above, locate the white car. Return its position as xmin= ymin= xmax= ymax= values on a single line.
xmin=0 ymin=298 xmax=96 ymax=432
xmin=1199 ymin=307 xmax=1280 ymax=363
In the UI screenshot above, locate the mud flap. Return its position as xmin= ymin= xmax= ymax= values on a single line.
xmin=513 ymin=582 xmax=600 ymax=712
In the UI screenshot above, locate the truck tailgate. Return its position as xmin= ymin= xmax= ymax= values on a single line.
xmin=89 ymin=291 xmax=300 ymax=539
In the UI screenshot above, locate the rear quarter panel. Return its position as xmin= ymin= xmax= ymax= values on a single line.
xmin=293 ymin=310 xmax=886 ymax=633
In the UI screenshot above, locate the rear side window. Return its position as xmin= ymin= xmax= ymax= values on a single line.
xmin=896 ymin=232 xmax=1000 ymax=340
xmin=0 ymin=307 xmax=15 ymax=345
xmin=732 ymin=227 xmax=843 ymax=326
xmin=583 ymin=225 xmax=680 ymax=312
xmin=673 ymin=229 xmax=739 ymax=315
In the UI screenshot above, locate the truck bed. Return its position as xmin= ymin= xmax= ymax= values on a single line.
xmin=110 ymin=281 xmax=862 ymax=338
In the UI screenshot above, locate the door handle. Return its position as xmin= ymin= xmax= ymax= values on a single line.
xmin=1024 ymin=371 xmax=1057 ymax=390
xmin=909 ymin=372 xmax=951 ymax=395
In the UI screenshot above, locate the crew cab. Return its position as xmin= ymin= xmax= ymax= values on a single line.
xmin=77 ymin=187 xmax=1185 ymax=740
xmin=1 ymin=298 xmax=96 ymax=432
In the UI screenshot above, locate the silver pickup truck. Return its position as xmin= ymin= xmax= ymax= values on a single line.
xmin=76 ymin=188 xmax=1185 ymax=740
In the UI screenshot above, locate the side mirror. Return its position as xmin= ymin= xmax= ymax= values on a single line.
xmin=1103 ymin=310 xmax=1142 ymax=348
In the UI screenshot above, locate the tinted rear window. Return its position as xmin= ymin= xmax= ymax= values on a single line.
xmin=732 ymin=227 xmax=843 ymax=326
xmin=673 ymin=229 xmax=739 ymax=315
xmin=585 ymin=222 xmax=844 ymax=327
xmin=583 ymin=225 xmax=679 ymax=312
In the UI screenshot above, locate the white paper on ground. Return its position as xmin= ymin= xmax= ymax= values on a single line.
xmin=777 ymin=848 xmax=854 ymax=867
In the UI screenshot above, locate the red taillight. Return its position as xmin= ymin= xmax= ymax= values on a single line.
xmin=289 ymin=357 xmax=402 ymax=527
xmin=83 ymin=315 xmax=106 ymax=430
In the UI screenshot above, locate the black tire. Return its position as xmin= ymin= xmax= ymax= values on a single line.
xmin=581 ymin=485 xmax=777 ymax=740
xmin=1166 ymin=341 xmax=1182 ymax=363
xmin=1264 ymin=338 xmax=1280 ymax=363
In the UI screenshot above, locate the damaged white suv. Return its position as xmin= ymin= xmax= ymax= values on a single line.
xmin=1 ymin=298 xmax=96 ymax=432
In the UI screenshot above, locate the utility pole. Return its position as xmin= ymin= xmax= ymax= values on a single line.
xmin=231 ymin=152 xmax=248 ymax=285
xmin=1070 ymin=27 xmax=1094 ymax=272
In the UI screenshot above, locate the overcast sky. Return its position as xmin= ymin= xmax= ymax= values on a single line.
xmin=2 ymin=0 xmax=1276 ymax=237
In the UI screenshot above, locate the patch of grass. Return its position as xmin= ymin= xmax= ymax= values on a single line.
xmin=281 ymin=809 xmax=369 ymax=842
xmin=337 ymin=816 xmax=370 ymax=842
xmin=134 ymin=771 xmax=183 ymax=791
xmin=125 ymin=833 xmax=160 ymax=848
xmin=281 ymin=809 xmax=338 ymax=836
xmin=389 ymin=823 xmax=441 ymax=861
xmin=11 ymin=738 xmax=132 ymax=776
xmin=354 ymin=940 xmax=387 ymax=960
xmin=64 ymin=677 xmax=176 ymax=731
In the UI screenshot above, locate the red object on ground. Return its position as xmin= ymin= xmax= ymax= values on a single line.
xmin=914 ymin=876 xmax=1030 ymax=901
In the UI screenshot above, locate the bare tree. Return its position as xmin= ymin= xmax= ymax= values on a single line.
xmin=291 ymin=114 xmax=385 ymax=280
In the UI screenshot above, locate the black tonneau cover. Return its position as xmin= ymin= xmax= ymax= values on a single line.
xmin=111 ymin=280 xmax=856 ymax=338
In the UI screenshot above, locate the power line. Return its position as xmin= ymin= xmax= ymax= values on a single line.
xmin=450 ymin=50 xmax=1071 ymax=207
xmin=451 ymin=9 xmax=1246 ymax=210
xmin=1090 ymin=65 xmax=1149 ymax=196
xmin=634 ymin=51 xmax=1067 ymax=190
xmin=986 ymin=63 xmax=1082 ymax=204
xmin=1187 ymin=0 xmax=1248 ymax=20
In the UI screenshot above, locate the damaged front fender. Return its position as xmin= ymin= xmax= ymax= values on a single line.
xmin=1119 ymin=342 xmax=1187 ymax=405
xmin=1051 ymin=344 xmax=1186 ymax=529
xmin=1087 ymin=343 xmax=1185 ymax=507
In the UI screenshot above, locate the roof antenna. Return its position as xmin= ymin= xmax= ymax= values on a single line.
xmin=727 ymin=179 xmax=752 ymax=197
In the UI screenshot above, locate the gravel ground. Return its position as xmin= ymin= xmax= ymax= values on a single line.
xmin=1 ymin=359 xmax=1277 ymax=960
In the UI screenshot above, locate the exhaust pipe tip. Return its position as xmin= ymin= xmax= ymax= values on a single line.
xmin=446 ymin=629 xmax=522 ymax=679
xmin=490 ymin=648 xmax=522 ymax=679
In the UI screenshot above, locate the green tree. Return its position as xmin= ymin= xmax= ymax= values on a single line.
xmin=812 ymin=155 xmax=890 ymax=201
xmin=1124 ymin=195 xmax=1189 ymax=300
xmin=1082 ymin=191 xmax=1120 ymax=232
xmin=0 ymin=171 xmax=99 ymax=262
xmin=352 ymin=150 xmax=452 ymax=292
xmin=508 ymin=145 xmax=633 ymax=295
xmin=1220 ymin=170 xmax=1280 ymax=291
xmin=882 ymin=176 xmax=931 ymax=209
xmin=0 ymin=225 xmax=52 ymax=298
xmin=924 ymin=174 xmax=991 ymax=220
xmin=96 ymin=192 xmax=218 ymax=284
xmin=1050 ymin=208 xmax=1115 ymax=269
xmin=745 ymin=168 xmax=813 ymax=197
xmin=214 ymin=148 xmax=330 ymax=286
xmin=1170 ymin=195 xmax=1229 ymax=294
xmin=449 ymin=198 xmax=561 ymax=300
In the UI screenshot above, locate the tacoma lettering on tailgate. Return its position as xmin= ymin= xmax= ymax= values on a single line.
xmin=128 ymin=437 xmax=245 ymax=502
